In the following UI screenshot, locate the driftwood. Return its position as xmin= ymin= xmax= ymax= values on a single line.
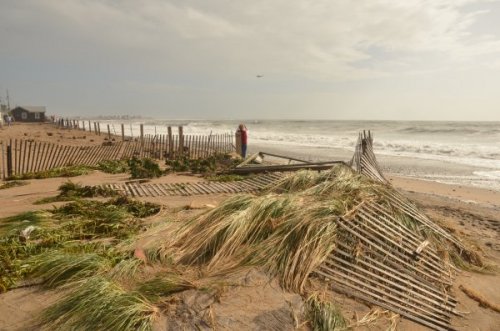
xmin=258 ymin=151 xmax=312 ymax=164
xmin=225 ymin=161 xmax=346 ymax=175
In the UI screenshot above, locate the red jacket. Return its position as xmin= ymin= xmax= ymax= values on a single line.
xmin=240 ymin=129 xmax=248 ymax=144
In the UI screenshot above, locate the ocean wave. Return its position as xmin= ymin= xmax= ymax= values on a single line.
xmin=473 ymin=170 xmax=500 ymax=180
xmin=102 ymin=119 xmax=500 ymax=170
xmin=397 ymin=124 xmax=500 ymax=136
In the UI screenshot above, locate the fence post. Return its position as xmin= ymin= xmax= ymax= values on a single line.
xmin=178 ymin=126 xmax=184 ymax=156
xmin=235 ymin=131 xmax=242 ymax=156
xmin=121 ymin=123 xmax=125 ymax=141
xmin=6 ymin=145 xmax=13 ymax=178
xmin=167 ymin=126 xmax=173 ymax=158
xmin=140 ymin=124 xmax=144 ymax=143
xmin=107 ymin=124 xmax=111 ymax=140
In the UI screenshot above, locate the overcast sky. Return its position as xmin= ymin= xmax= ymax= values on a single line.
xmin=1 ymin=0 xmax=500 ymax=120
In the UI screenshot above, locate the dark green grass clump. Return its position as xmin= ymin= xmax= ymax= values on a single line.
xmin=35 ymin=181 xmax=119 ymax=204
xmin=128 ymin=158 xmax=163 ymax=179
xmin=166 ymin=154 xmax=240 ymax=174
xmin=0 ymin=198 xmax=161 ymax=292
xmin=97 ymin=159 xmax=129 ymax=174
xmin=52 ymin=198 xmax=160 ymax=239
xmin=8 ymin=165 xmax=93 ymax=180
xmin=0 ymin=210 xmax=51 ymax=236
xmin=0 ymin=180 xmax=28 ymax=190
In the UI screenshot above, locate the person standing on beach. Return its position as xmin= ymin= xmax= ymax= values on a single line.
xmin=238 ymin=124 xmax=248 ymax=158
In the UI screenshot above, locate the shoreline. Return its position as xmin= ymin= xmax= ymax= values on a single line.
xmin=249 ymin=142 xmax=500 ymax=192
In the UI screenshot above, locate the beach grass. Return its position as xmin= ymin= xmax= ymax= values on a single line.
xmin=128 ymin=157 xmax=163 ymax=179
xmin=97 ymin=159 xmax=129 ymax=174
xmin=8 ymin=165 xmax=93 ymax=180
xmin=0 ymin=180 xmax=28 ymax=190
xmin=0 ymin=197 xmax=160 ymax=292
xmin=34 ymin=181 xmax=119 ymax=204
xmin=40 ymin=276 xmax=158 ymax=331
xmin=306 ymin=294 xmax=347 ymax=331
xmin=137 ymin=274 xmax=195 ymax=302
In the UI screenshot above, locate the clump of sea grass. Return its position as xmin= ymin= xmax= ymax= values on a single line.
xmin=306 ymin=293 xmax=347 ymax=331
xmin=0 ymin=210 xmax=52 ymax=236
xmin=97 ymin=159 xmax=129 ymax=174
xmin=50 ymin=198 xmax=159 ymax=239
xmin=35 ymin=181 xmax=119 ymax=204
xmin=108 ymin=258 xmax=144 ymax=280
xmin=0 ymin=180 xmax=28 ymax=190
xmin=40 ymin=276 xmax=158 ymax=331
xmin=164 ymin=194 xmax=337 ymax=292
xmin=8 ymin=165 xmax=93 ymax=180
xmin=112 ymin=196 xmax=161 ymax=218
xmin=137 ymin=274 xmax=195 ymax=301
xmin=254 ymin=204 xmax=339 ymax=291
xmin=128 ymin=157 xmax=163 ymax=179
xmin=172 ymin=194 xmax=290 ymax=266
xmin=29 ymin=251 xmax=113 ymax=289
xmin=1 ymin=197 xmax=160 ymax=292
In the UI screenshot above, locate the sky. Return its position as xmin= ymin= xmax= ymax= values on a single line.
xmin=1 ymin=0 xmax=500 ymax=120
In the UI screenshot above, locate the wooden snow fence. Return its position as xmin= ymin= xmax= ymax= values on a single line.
xmin=315 ymin=130 xmax=465 ymax=331
xmin=316 ymin=201 xmax=458 ymax=331
xmin=350 ymin=130 xmax=388 ymax=183
xmin=101 ymin=172 xmax=284 ymax=197
xmin=0 ymin=133 xmax=233 ymax=179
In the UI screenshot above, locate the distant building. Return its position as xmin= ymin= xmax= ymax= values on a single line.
xmin=11 ymin=106 xmax=46 ymax=122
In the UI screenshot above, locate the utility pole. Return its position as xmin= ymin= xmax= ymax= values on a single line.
xmin=6 ymin=89 xmax=10 ymax=110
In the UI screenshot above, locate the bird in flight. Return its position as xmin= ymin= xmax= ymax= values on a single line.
xmin=256 ymin=75 xmax=263 ymax=78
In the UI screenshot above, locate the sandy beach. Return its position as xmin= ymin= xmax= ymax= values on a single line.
xmin=0 ymin=123 xmax=499 ymax=330
xmin=0 ymin=122 xmax=115 ymax=146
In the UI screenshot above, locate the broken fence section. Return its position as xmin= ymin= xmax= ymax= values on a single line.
xmin=101 ymin=173 xmax=284 ymax=197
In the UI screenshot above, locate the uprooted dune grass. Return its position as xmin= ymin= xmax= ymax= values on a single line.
xmin=0 ymin=197 xmax=161 ymax=292
xmin=41 ymin=276 xmax=159 ymax=331
xmin=35 ymin=181 xmax=119 ymax=204
xmin=306 ymin=293 xmax=347 ymax=331
xmin=158 ymin=165 xmax=480 ymax=294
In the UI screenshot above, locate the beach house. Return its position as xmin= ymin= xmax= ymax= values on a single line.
xmin=11 ymin=106 xmax=46 ymax=122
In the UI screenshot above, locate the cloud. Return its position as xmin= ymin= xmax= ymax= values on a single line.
xmin=1 ymin=0 xmax=499 ymax=82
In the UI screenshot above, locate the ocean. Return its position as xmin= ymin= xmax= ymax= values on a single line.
xmin=97 ymin=119 xmax=500 ymax=192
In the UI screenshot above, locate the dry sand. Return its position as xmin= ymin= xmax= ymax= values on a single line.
xmin=0 ymin=122 xmax=117 ymax=146
xmin=0 ymin=123 xmax=499 ymax=330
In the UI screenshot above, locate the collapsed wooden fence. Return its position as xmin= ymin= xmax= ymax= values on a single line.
xmin=0 ymin=133 xmax=234 ymax=179
xmin=101 ymin=172 xmax=284 ymax=197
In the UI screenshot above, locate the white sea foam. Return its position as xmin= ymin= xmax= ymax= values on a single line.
xmin=473 ymin=170 xmax=500 ymax=179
